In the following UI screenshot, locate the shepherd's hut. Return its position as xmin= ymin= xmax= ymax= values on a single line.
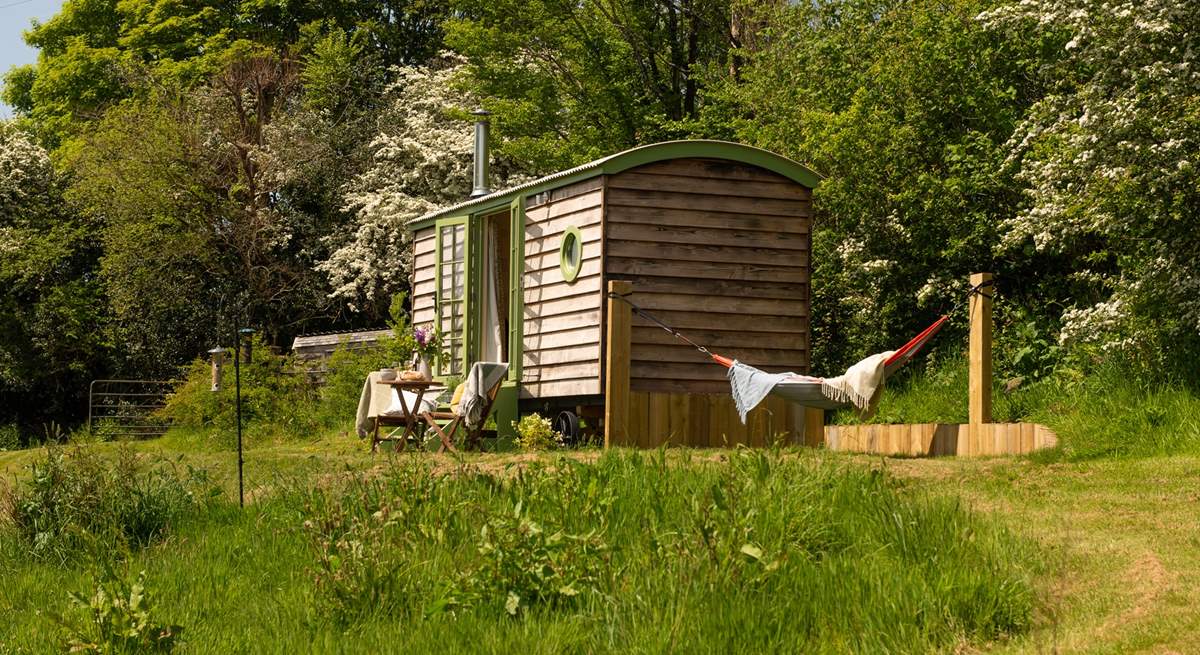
xmin=408 ymin=118 xmax=822 ymax=446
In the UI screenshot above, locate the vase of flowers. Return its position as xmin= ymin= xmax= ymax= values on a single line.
xmin=412 ymin=326 xmax=438 ymax=380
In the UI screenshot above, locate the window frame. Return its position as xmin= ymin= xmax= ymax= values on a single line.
xmin=433 ymin=215 xmax=470 ymax=378
xmin=559 ymin=225 xmax=583 ymax=284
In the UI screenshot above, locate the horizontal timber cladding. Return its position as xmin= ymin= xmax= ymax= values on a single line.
xmin=605 ymin=157 xmax=812 ymax=395
xmin=412 ymin=227 xmax=436 ymax=328
xmin=520 ymin=178 xmax=606 ymax=398
xmin=621 ymin=392 xmax=805 ymax=448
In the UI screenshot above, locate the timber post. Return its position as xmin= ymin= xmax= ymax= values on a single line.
xmin=803 ymin=407 xmax=824 ymax=447
xmin=968 ymin=272 xmax=994 ymax=433
xmin=604 ymin=280 xmax=633 ymax=447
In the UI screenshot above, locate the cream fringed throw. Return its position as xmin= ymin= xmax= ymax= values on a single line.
xmin=818 ymin=351 xmax=893 ymax=413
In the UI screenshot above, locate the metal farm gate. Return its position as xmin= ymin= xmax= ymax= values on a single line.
xmin=87 ymin=379 xmax=177 ymax=439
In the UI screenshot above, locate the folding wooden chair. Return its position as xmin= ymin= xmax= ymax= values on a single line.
xmin=420 ymin=363 xmax=507 ymax=452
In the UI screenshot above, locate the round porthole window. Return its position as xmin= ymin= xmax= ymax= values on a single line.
xmin=559 ymin=226 xmax=583 ymax=283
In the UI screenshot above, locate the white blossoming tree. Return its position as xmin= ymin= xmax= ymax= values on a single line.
xmin=0 ymin=123 xmax=109 ymax=426
xmin=321 ymin=55 xmax=499 ymax=314
xmin=981 ymin=0 xmax=1200 ymax=363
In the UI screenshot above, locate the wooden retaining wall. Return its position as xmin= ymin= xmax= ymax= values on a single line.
xmin=604 ymin=279 xmax=1058 ymax=456
xmin=822 ymin=423 xmax=1058 ymax=457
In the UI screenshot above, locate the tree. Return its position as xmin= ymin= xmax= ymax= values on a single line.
xmin=0 ymin=124 xmax=109 ymax=430
xmin=446 ymin=0 xmax=736 ymax=171
xmin=65 ymin=50 xmax=351 ymax=373
xmin=720 ymin=0 xmax=1043 ymax=369
xmin=320 ymin=55 xmax=528 ymax=315
xmin=980 ymin=0 xmax=1200 ymax=370
xmin=4 ymin=0 xmax=451 ymax=149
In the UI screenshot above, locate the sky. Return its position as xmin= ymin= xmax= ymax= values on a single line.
xmin=0 ymin=0 xmax=63 ymax=118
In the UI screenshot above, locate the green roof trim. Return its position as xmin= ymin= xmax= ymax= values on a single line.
xmin=407 ymin=140 xmax=822 ymax=231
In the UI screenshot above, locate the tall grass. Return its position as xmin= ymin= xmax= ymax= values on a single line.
xmin=0 ymin=446 xmax=216 ymax=564
xmin=1028 ymin=367 xmax=1200 ymax=460
xmin=0 ymin=450 xmax=1041 ymax=652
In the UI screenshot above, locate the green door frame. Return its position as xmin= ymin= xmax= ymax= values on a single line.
xmin=508 ymin=195 xmax=525 ymax=382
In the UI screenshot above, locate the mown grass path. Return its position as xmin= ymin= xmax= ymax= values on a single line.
xmin=2 ymin=437 xmax=1196 ymax=653
xmin=879 ymin=455 xmax=1200 ymax=654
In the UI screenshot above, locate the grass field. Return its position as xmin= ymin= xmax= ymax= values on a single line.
xmin=2 ymin=432 xmax=1198 ymax=653
xmin=0 ymin=438 xmax=1040 ymax=653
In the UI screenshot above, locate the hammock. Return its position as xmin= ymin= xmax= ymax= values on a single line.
xmin=710 ymin=315 xmax=949 ymax=417
xmin=609 ymin=279 xmax=990 ymax=418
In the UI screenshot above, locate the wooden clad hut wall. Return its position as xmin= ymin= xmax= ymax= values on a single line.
xmin=604 ymin=158 xmax=812 ymax=394
xmin=521 ymin=177 xmax=605 ymax=398
xmin=411 ymin=227 xmax=437 ymax=329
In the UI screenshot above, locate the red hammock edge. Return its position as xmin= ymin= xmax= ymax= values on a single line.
xmin=710 ymin=315 xmax=950 ymax=372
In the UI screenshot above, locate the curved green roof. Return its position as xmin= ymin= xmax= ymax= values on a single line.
xmin=408 ymin=140 xmax=822 ymax=230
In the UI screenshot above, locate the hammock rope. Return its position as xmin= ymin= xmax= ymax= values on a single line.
xmin=606 ymin=278 xmax=995 ymax=372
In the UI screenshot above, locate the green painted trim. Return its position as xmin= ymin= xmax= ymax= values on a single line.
xmin=559 ymin=225 xmax=583 ymax=283
xmin=467 ymin=216 xmax=483 ymax=369
xmin=433 ymin=215 xmax=470 ymax=377
xmin=407 ymin=140 xmax=823 ymax=230
xmin=508 ymin=196 xmax=524 ymax=382
xmin=493 ymin=381 xmax=519 ymax=441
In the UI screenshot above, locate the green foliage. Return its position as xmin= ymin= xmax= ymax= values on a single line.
xmin=4 ymin=0 xmax=1198 ymax=438
xmin=512 ymin=413 xmax=563 ymax=451
xmin=301 ymin=28 xmax=382 ymax=116
xmin=157 ymin=336 xmax=322 ymax=446
xmin=159 ymin=321 xmax=417 ymax=443
xmin=0 ymin=124 xmax=110 ymax=430
xmin=301 ymin=486 xmax=419 ymax=624
xmin=446 ymin=0 xmax=735 ymax=171
xmin=0 ymin=445 xmax=1040 ymax=651
xmin=6 ymin=0 xmax=450 ymax=147
xmin=62 ymin=561 xmax=183 ymax=654
xmin=1030 ymin=366 xmax=1200 ymax=461
xmin=0 ymin=424 xmax=21 ymax=451
xmin=460 ymin=497 xmax=610 ymax=616
xmin=834 ymin=356 xmax=1200 ymax=461
xmin=722 ymin=0 xmax=1045 ymax=370
xmin=2 ymin=446 xmax=214 ymax=563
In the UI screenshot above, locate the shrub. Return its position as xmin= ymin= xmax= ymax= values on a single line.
xmin=157 ymin=334 xmax=323 ymax=446
xmin=158 ymin=294 xmax=423 ymax=443
xmin=2 ymin=446 xmax=216 ymax=563
xmin=461 ymin=500 xmax=610 ymax=616
xmin=0 ymin=423 xmax=20 ymax=450
xmin=61 ymin=559 xmax=183 ymax=653
xmin=512 ymin=413 xmax=563 ymax=451
xmin=302 ymin=496 xmax=415 ymax=624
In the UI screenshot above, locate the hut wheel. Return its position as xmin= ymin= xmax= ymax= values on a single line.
xmin=554 ymin=411 xmax=581 ymax=445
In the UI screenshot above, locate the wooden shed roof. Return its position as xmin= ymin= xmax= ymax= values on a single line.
xmin=407 ymin=140 xmax=822 ymax=231
xmin=291 ymin=328 xmax=392 ymax=350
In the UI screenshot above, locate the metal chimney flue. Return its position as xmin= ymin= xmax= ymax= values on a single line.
xmin=470 ymin=109 xmax=491 ymax=198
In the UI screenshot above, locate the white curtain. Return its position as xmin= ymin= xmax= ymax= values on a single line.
xmin=481 ymin=222 xmax=504 ymax=363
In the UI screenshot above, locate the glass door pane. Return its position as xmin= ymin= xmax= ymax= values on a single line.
xmin=436 ymin=221 xmax=467 ymax=376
